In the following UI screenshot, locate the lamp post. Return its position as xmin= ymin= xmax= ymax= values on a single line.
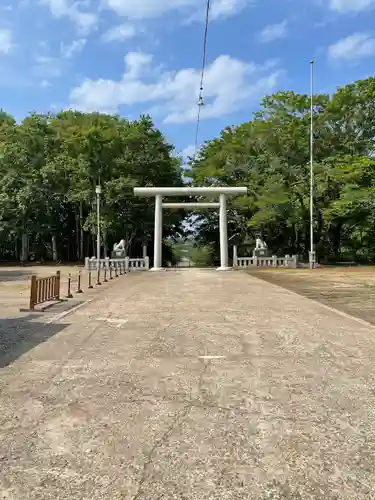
xmin=96 ymin=185 xmax=101 ymax=269
xmin=309 ymin=60 xmax=315 ymax=269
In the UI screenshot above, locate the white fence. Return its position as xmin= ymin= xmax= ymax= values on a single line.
xmin=235 ymin=254 xmax=298 ymax=269
xmin=85 ymin=256 xmax=149 ymax=272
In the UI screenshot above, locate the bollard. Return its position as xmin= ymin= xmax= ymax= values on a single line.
xmin=109 ymin=265 xmax=113 ymax=280
xmin=88 ymin=270 xmax=93 ymax=289
xmin=76 ymin=270 xmax=83 ymax=293
xmin=104 ymin=267 xmax=108 ymax=283
xmin=66 ymin=273 xmax=73 ymax=298
xmin=96 ymin=266 xmax=102 ymax=285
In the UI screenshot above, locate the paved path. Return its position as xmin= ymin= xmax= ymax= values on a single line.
xmin=1 ymin=269 xmax=375 ymax=499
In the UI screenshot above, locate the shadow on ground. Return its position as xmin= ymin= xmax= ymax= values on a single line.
xmin=0 ymin=270 xmax=31 ymax=282
xmin=0 ymin=314 xmax=69 ymax=368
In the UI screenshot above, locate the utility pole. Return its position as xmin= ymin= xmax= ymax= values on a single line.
xmin=309 ymin=60 xmax=315 ymax=269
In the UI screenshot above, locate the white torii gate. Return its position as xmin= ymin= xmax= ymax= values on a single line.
xmin=133 ymin=186 xmax=247 ymax=271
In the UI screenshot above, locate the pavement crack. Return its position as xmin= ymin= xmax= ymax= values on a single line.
xmin=128 ymin=363 xmax=209 ymax=500
xmin=130 ymin=405 xmax=192 ymax=500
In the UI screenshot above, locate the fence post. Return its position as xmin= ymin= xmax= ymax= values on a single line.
xmin=96 ymin=267 xmax=102 ymax=285
xmin=55 ymin=271 xmax=61 ymax=300
xmin=85 ymin=257 xmax=89 ymax=269
xmin=66 ymin=273 xmax=73 ymax=298
xmin=109 ymin=264 xmax=113 ymax=280
xmin=272 ymin=255 xmax=277 ymax=267
xmin=29 ymin=274 xmax=37 ymax=311
xmin=115 ymin=262 xmax=118 ymax=278
xmin=76 ymin=270 xmax=83 ymax=293
xmin=253 ymin=256 xmax=258 ymax=267
xmin=233 ymin=245 xmax=238 ymax=268
xmin=104 ymin=267 xmax=108 ymax=283
xmin=88 ymin=270 xmax=93 ymax=289
xmin=144 ymin=256 xmax=149 ymax=270
xmin=125 ymin=257 xmax=130 ymax=273
xmin=291 ymin=255 xmax=298 ymax=268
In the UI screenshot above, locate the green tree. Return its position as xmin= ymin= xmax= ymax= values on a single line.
xmin=188 ymin=76 xmax=375 ymax=263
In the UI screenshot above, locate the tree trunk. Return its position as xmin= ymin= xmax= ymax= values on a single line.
xmin=103 ymin=229 xmax=108 ymax=258
xmin=79 ymin=201 xmax=84 ymax=260
xmin=330 ymin=223 xmax=342 ymax=261
xmin=21 ymin=231 xmax=28 ymax=264
xmin=85 ymin=233 xmax=90 ymax=259
xmin=75 ymin=212 xmax=80 ymax=260
xmin=14 ymin=236 xmax=18 ymax=260
xmin=125 ymin=232 xmax=135 ymax=258
xmin=52 ymin=235 xmax=58 ymax=261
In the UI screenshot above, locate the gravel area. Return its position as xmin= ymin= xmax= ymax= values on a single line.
xmin=1 ymin=269 xmax=375 ymax=499
xmin=0 ymin=265 xmax=87 ymax=316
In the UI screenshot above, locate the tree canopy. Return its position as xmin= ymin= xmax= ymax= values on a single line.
xmin=186 ymin=76 xmax=375 ymax=263
xmin=0 ymin=111 xmax=183 ymax=263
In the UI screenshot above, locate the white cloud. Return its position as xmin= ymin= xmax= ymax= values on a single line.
xmin=328 ymin=32 xmax=375 ymax=60
xmin=181 ymin=144 xmax=196 ymax=162
xmin=0 ymin=29 xmax=13 ymax=54
xmin=180 ymin=144 xmax=196 ymax=171
xmin=70 ymin=51 xmax=283 ymax=123
xmin=329 ymin=0 xmax=375 ymax=13
xmin=105 ymin=0 xmax=250 ymax=20
xmin=258 ymin=20 xmax=288 ymax=43
xmin=61 ymin=38 xmax=87 ymax=58
xmin=105 ymin=0 xmax=194 ymax=19
xmin=41 ymin=0 xmax=97 ymax=33
xmin=125 ymin=52 xmax=154 ymax=78
xmin=33 ymin=38 xmax=86 ymax=80
xmin=210 ymin=0 xmax=249 ymax=20
xmin=102 ymin=23 xmax=137 ymax=42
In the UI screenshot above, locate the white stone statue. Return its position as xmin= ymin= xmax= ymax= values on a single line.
xmin=255 ymin=237 xmax=267 ymax=250
xmin=113 ymin=239 xmax=125 ymax=252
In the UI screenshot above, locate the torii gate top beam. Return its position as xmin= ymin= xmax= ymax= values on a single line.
xmin=134 ymin=187 xmax=247 ymax=197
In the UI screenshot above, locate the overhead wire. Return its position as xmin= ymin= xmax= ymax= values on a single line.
xmin=193 ymin=0 xmax=211 ymax=161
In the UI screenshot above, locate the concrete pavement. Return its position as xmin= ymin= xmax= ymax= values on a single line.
xmin=1 ymin=269 xmax=375 ymax=499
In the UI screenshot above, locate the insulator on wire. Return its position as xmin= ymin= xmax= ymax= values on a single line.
xmin=197 ymin=96 xmax=204 ymax=107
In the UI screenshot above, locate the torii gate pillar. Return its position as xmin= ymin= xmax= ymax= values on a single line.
xmin=154 ymin=195 xmax=163 ymax=270
xmin=134 ymin=187 xmax=247 ymax=271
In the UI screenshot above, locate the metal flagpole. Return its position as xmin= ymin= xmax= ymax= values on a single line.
xmin=309 ymin=60 xmax=315 ymax=269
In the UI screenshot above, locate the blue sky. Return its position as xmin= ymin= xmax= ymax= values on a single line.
xmin=1 ymin=0 xmax=375 ymax=163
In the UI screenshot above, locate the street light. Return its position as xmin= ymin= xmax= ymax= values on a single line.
xmin=95 ymin=185 xmax=101 ymax=268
